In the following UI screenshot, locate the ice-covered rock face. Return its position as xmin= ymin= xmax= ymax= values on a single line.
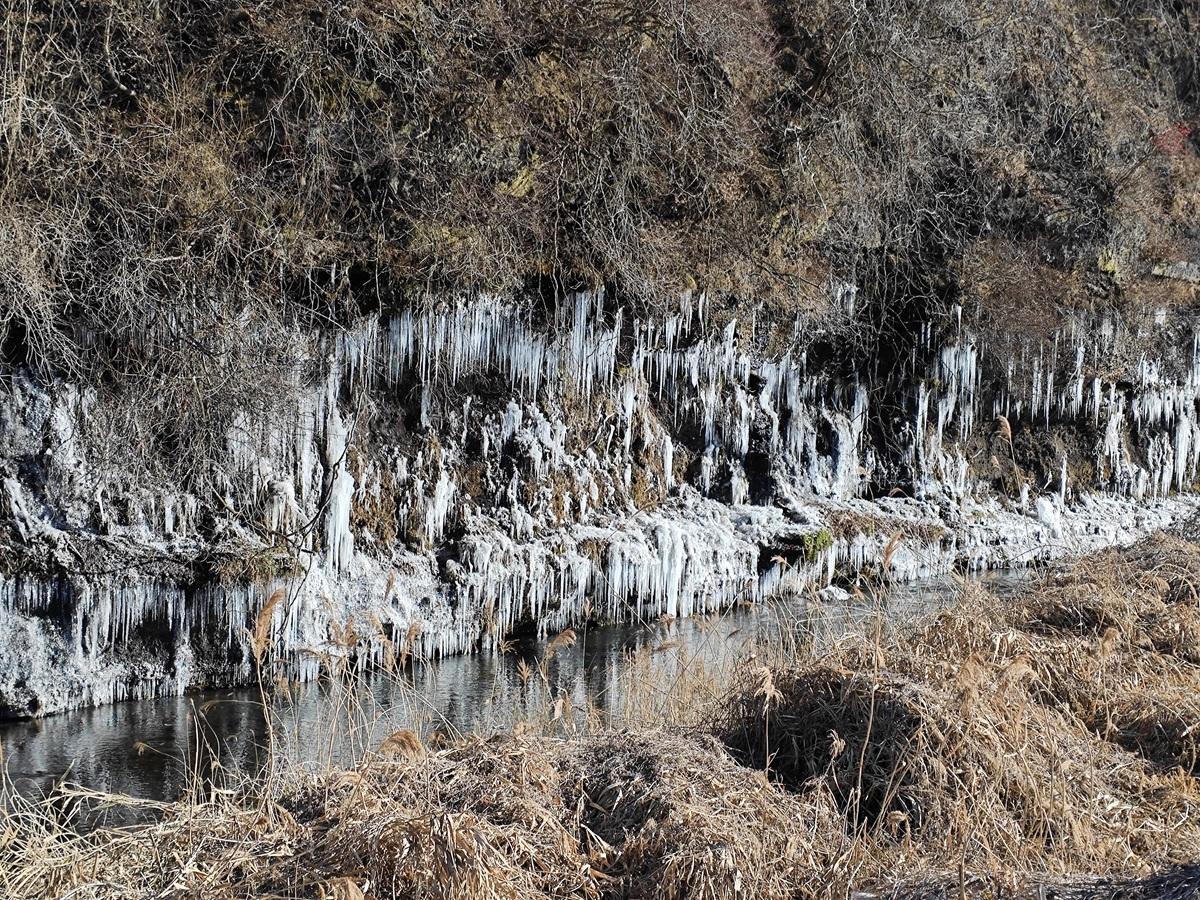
xmin=3 ymin=290 xmax=1200 ymax=716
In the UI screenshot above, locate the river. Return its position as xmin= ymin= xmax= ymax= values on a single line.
xmin=0 ymin=570 xmax=1030 ymax=815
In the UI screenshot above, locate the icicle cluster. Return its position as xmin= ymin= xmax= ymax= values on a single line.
xmin=5 ymin=288 xmax=1200 ymax=716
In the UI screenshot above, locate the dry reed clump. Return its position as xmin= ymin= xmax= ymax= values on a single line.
xmin=299 ymin=731 xmax=853 ymax=899
xmin=0 ymin=730 xmax=849 ymax=900
xmin=714 ymin=534 xmax=1200 ymax=879
xmin=561 ymin=732 xmax=847 ymax=900
xmin=0 ymin=789 xmax=310 ymax=899
xmin=1005 ymin=536 xmax=1200 ymax=776
xmin=715 ymin=659 xmax=1200 ymax=875
xmin=0 ymin=737 xmax=588 ymax=899
xmin=307 ymin=735 xmax=590 ymax=900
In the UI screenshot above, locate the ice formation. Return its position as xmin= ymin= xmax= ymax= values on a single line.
xmin=4 ymin=288 xmax=1200 ymax=716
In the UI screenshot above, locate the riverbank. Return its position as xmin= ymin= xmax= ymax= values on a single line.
xmin=0 ymin=570 xmax=1033 ymax=804
xmin=6 ymin=479 xmax=1197 ymax=719
xmin=5 ymin=529 xmax=1200 ymax=899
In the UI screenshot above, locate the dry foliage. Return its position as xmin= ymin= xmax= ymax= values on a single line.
xmin=2 ymin=0 xmax=1197 ymax=416
xmin=716 ymin=531 xmax=1200 ymax=878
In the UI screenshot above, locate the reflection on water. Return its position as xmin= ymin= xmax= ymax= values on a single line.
xmin=1 ymin=570 xmax=1030 ymax=811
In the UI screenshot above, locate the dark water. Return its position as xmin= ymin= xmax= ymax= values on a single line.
xmin=0 ymin=571 xmax=1030 ymax=812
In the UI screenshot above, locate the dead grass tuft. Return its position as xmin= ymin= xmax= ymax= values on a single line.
xmin=716 ymin=532 xmax=1200 ymax=876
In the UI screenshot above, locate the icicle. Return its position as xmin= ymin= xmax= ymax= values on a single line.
xmin=324 ymin=404 xmax=356 ymax=573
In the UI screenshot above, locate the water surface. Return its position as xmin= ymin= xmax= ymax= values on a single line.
xmin=1 ymin=570 xmax=1030 ymax=813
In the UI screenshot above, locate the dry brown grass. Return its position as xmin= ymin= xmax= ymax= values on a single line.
xmin=0 ymin=730 xmax=849 ymax=900
xmin=716 ymin=532 xmax=1200 ymax=880
xmin=6 ymin=533 xmax=1200 ymax=898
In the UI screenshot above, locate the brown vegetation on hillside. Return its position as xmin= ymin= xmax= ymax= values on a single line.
xmin=2 ymin=1 xmax=1196 ymax=386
